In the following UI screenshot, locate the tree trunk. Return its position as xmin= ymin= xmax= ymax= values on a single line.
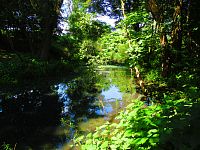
xmin=171 ymin=0 xmax=183 ymax=70
xmin=30 ymin=0 xmax=63 ymax=60
xmin=160 ymin=33 xmax=171 ymax=77
xmin=6 ymin=33 xmax=23 ymax=62
xmin=135 ymin=66 xmax=147 ymax=95
xmin=147 ymin=0 xmax=171 ymax=77
xmin=40 ymin=27 xmax=52 ymax=59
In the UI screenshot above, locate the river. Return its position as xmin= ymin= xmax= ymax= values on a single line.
xmin=0 ymin=66 xmax=137 ymax=150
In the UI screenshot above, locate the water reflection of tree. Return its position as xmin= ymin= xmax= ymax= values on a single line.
xmin=0 ymin=90 xmax=62 ymax=149
xmin=97 ymin=67 xmax=134 ymax=94
xmin=66 ymin=70 xmax=100 ymax=120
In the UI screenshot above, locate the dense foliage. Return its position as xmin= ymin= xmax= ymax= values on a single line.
xmin=73 ymin=91 xmax=200 ymax=149
xmin=0 ymin=0 xmax=64 ymax=59
xmin=69 ymin=0 xmax=200 ymax=149
xmin=1 ymin=0 xmax=200 ymax=149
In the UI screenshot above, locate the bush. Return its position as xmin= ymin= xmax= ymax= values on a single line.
xmin=72 ymin=90 xmax=200 ymax=150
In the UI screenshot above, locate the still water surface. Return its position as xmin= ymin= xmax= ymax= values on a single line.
xmin=0 ymin=66 xmax=135 ymax=149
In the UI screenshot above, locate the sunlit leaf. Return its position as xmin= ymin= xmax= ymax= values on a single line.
xmin=101 ymin=141 xmax=109 ymax=149
xmin=133 ymin=137 xmax=148 ymax=145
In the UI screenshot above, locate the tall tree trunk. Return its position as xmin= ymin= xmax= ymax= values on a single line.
xmin=171 ymin=0 xmax=183 ymax=70
xmin=40 ymin=35 xmax=51 ymax=59
xmin=40 ymin=20 xmax=53 ymax=59
xmin=6 ymin=32 xmax=23 ymax=62
xmin=30 ymin=0 xmax=63 ymax=59
xmin=160 ymin=33 xmax=170 ymax=77
xmin=147 ymin=0 xmax=171 ymax=77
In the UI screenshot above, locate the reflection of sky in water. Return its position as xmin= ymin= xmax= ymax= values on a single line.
xmin=55 ymin=83 xmax=71 ymax=115
xmin=56 ymin=83 xmax=68 ymax=100
xmin=95 ymin=85 xmax=123 ymax=115
xmin=101 ymin=85 xmax=122 ymax=101
xmin=55 ymin=83 xmax=76 ymax=144
xmin=55 ymin=82 xmax=123 ymax=116
xmin=95 ymin=103 xmax=113 ymax=115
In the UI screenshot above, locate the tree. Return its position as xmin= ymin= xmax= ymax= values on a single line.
xmin=25 ymin=0 xmax=64 ymax=59
xmin=0 ymin=0 xmax=64 ymax=59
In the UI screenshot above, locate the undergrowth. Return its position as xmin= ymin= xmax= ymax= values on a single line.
xmin=0 ymin=53 xmax=75 ymax=89
xmin=72 ymin=89 xmax=200 ymax=150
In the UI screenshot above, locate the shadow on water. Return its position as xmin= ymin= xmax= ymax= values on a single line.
xmin=0 ymin=90 xmax=63 ymax=149
xmin=0 ymin=66 xmax=135 ymax=149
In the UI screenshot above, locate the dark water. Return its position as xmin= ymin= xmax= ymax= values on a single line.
xmin=0 ymin=66 xmax=135 ymax=150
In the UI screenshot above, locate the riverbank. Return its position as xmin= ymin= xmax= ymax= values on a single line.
xmin=71 ymin=68 xmax=200 ymax=150
xmin=0 ymin=50 xmax=81 ymax=94
xmin=0 ymin=64 xmax=137 ymax=149
xmin=1 ymin=51 xmax=200 ymax=150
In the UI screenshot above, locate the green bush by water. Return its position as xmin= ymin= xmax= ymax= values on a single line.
xmin=72 ymin=89 xmax=200 ymax=149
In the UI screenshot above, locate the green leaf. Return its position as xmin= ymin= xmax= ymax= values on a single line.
xmin=110 ymin=144 xmax=118 ymax=150
xmin=86 ymin=133 xmax=93 ymax=138
xmin=85 ymin=139 xmax=93 ymax=145
xmin=82 ymin=144 xmax=96 ymax=150
xmin=124 ymin=129 xmax=133 ymax=137
xmin=134 ymin=137 xmax=148 ymax=145
xmin=149 ymin=137 xmax=159 ymax=146
xmin=101 ymin=141 xmax=109 ymax=149
xmin=93 ymin=132 xmax=100 ymax=138
xmin=77 ymin=135 xmax=85 ymax=141
xmin=148 ymin=129 xmax=158 ymax=135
